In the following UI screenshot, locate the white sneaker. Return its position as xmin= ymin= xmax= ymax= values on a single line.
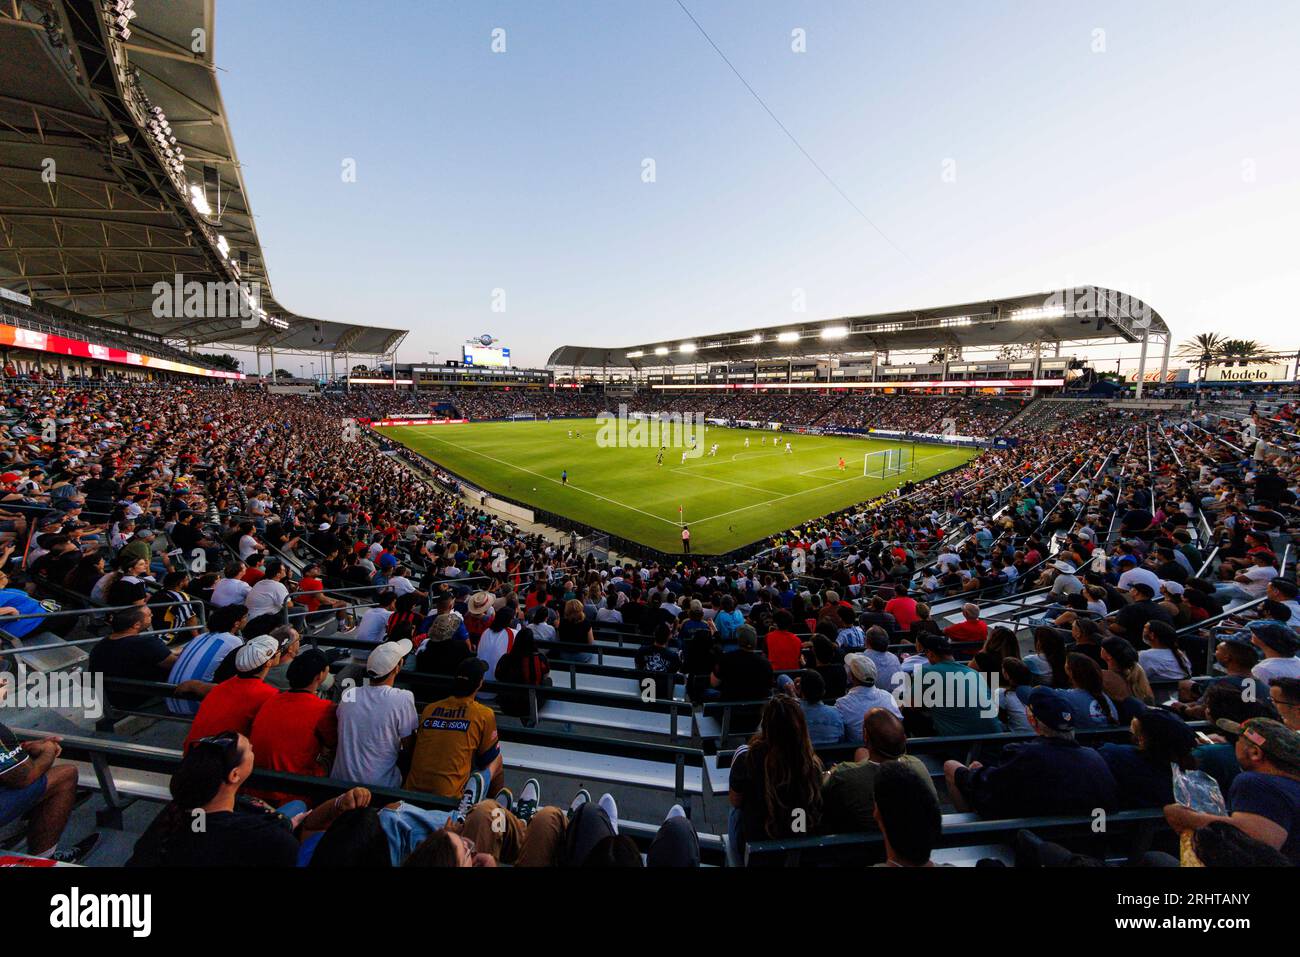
xmin=598 ymin=792 xmax=619 ymax=834
xmin=517 ymin=778 xmax=541 ymax=823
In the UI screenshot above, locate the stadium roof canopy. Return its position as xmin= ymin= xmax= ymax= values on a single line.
xmin=0 ymin=0 xmax=406 ymax=357
xmin=547 ymin=286 xmax=1170 ymax=370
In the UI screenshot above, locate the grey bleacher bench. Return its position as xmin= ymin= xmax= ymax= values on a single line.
xmin=742 ymin=807 xmax=1168 ymax=867
xmin=95 ymin=675 xmax=705 ymax=802
xmin=0 ymin=626 xmax=90 ymax=672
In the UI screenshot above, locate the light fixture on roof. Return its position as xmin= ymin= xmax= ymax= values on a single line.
xmin=216 ymin=234 xmax=230 ymax=259
xmin=1009 ymin=304 xmax=1066 ymax=321
xmin=820 ymin=326 xmax=848 ymax=340
xmin=749 ymin=334 xmax=763 ymax=344
xmin=625 ymin=350 xmax=644 ymax=359
xmin=654 ymin=346 xmax=669 ymax=356
xmin=106 ymin=0 xmax=137 ymax=42
xmin=679 ymin=342 xmax=697 ymax=354
xmin=777 ymin=331 xmax=800 ymax=343
xmin=189 ymin=184 xmax=211 ymax=216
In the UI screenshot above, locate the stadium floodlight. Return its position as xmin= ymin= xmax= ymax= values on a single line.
xmin=215 ymin=234 xmax=230 ymax=259
xmin=189 ymin=184 xmax=212 ymax=215
xmin=654 ymin=346 xmax=669 ymax=356
xmin=678 ymin=342 xmax=697 ymax=353
xmin=625 ymin=350 xmax=644 ymax=359
xmin=748 ymin=334 xmax=763 ymax=344
xmin=820 ymin=326 xmax=849 ymax=340
xmin=939 ymin=315 xmax=972 ymax=327
xmin=1009 ymin=304 xmax=1066 ymax=321
xmin=777 ymin=331 xmax=800 ymax=343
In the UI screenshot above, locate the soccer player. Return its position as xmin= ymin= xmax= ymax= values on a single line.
xmin=561 ymin=469 xmax=568 ymax=485
xmin=656 ymin=448 xmax=665 ymax=466
xmin=838 ymin=457 xmax=846 ymax=471
xmin=567 ymin=429 xmax=573 ymax=438
xmin=785 ymin=441 xmax=793 ymax=454
xmin=680 ymin=450 xmax=688 ymax=465
xmin=744 ymin=436 xmax=750 ymax=448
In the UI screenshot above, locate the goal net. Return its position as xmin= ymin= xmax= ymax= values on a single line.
xmin=507 ymin=412 xmax=538 ymax=421
xmin=864 ymin=447 xmax=911 ymax=478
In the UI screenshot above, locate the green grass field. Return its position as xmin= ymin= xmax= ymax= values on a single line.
xmin=377 ymin=419 xmax=979 ymax=554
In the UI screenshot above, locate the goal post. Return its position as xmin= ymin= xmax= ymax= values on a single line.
xmin=863 ymin=446 xmax=912 ymax=478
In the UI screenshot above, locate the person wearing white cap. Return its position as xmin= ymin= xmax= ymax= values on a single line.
xmin=333 ymin=639 xmax=418 ymax=788
xmin=835 ymin=654 xmax=902 ymax=743
xmin=182 ymin=636 xmax=282 ymax=752
xmin=1047 ymin=560 xmax=1083 ymax=600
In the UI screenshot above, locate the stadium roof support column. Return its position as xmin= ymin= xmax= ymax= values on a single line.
xmin=270 ymin=344 xmax=277 ymax=384
xmin=1157 ymin=333 xmax=1171 ymax=390
xmin=1134 ymin=328 xmax=1150 ymax=399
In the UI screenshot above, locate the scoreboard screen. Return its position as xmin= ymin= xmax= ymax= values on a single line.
xmin=462 ymin=344 xmax=511 ymax=367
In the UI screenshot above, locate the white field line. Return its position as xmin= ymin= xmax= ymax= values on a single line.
xmin=689 ymin=445 xmax=968 ymax=527
xmin=406 ymin=429 xmax=682 ymax=528
xmin=406 ymin=426 xmax=970 ymax=534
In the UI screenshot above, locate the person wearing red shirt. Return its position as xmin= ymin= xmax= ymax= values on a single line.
xmin=248 ymin=649 xmax=338 ymax=806
xmin=240 ymin=554 xmax=266 ymax=586
xmin=942 ymin=603 xmax=989 ymax=645
xmin=884 ymin=584 xmax=919 ymax=633
xmin=763 ymin=610 xmax=803 ymax=671
xmin=183 ymin=636 xmax=282 ymax=752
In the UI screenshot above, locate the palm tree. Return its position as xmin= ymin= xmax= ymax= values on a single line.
xmin=1176 ymin=333 xmax=1223 ymax=371
xmin=1216 ymin=338 xmax=1271 ymax=363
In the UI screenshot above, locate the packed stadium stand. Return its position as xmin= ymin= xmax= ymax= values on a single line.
xmin=3 ymin=378 xmax=1300 ymax=869
xmin=1 ymin=0 xmax=1297 ymax=877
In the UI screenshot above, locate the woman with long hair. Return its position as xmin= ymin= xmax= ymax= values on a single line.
xmin=495 ymin=627 xmax=552 ymax=720
xmin=475 ymin=604 xmax=518 ymax=691
xmin=1025 ymin=627 xmax=1069 ymax=687
xmin=554 ymin=597 xmax=594 ymax=662
xmin=728 ymin=695 xmax=823 ymax=866
xmin=1138 ymin=620 xmax=1193 ymax=682
xmin=1063 ymin=652 xmax=1119 ymax=727
xmin=1100 ymin=637 xmax=1155 ymax=705
xmin=970 ymin=625 xmax=1021 ymax=675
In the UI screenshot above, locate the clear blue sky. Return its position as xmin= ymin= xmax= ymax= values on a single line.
xmin=216 ymin=0 xmax=1300 ymax=369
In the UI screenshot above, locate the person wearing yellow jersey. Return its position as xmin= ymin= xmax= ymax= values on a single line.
xmin=406 ymin=658 xmax=502 ymax=798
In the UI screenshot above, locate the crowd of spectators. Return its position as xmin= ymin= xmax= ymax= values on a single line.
xmin=1 ymin=379 xmax=1298 ymax=868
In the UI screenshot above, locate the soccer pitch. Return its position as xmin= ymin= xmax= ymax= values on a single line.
xmin=377 ymin=419 xmax=980 ymax=555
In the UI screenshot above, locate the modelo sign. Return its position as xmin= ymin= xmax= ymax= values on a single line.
xmin=1204 ymin=364 xmax=1290 ymax=383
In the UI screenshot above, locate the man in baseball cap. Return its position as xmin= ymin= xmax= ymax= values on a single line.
xmin=366 ymin=638 xmax=413 ymax=681
xmin=1165 ymin=717 xmax=1300 ymax=864
xmin=182 ymin=636 xmax=282 ymax=752
xmin=406 ymin=657 xmax=503 ymax=800
xmin=836 ymin=654 xmax=902 ymax=742
xmin=944 ymin=686 xmax=1118 ymax=818
xmin=331 ymin=639 xmax=419 ymax=788
xmin=1247 ymin=621 xmax=1300 ymax=685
